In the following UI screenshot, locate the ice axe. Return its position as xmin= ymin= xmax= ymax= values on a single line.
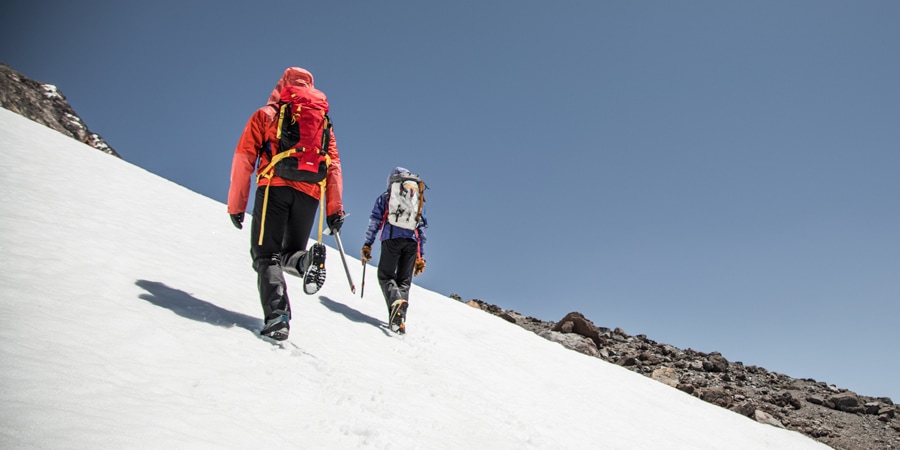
xmin=331 ymin=229 xmax=356 ymax=294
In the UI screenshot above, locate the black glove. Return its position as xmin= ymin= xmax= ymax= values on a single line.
xmin=230 ymin=212 xmax=244 ymax=230
xmin=327 ymin=213 xmax=344 ymax=233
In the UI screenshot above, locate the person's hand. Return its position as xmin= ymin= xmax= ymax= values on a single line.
xmin=414 ymin=257 xmax=426 ymax=277
xmin=230 ymin=212 xmax=244 ymax=230
xmin=361 ymin=245 xmax=372 ymax=262
xmin=327 ymin=213 xmax=344 ymax=234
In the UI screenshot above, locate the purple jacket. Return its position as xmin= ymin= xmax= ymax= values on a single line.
xmin=364 ymin=191 xmax=427 ymax=257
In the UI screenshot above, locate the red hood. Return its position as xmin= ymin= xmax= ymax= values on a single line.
xmin=267 ymin=67 xmax=315 ymax=104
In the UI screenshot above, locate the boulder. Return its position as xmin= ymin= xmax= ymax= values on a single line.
xmin=550 ymin=312 xmax=606 ymax=348
xmin=537 ymin=330 xmax=599 ymax=357
xmin=702 ymin=353 xmax=729 ymax=373
xmin=651 ymin=367 xmax=679 ymax=388
xmin=754 ymin=410 xmax=785 ymax=429
xmin=827 ymin=392 xmax=861 ymax=412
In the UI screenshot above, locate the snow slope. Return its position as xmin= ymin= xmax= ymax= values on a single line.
xmin=0 ymin=107 xmax=829 ymax=449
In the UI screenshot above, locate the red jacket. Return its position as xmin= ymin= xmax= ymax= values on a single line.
xmin=227 ymin=67 xmax=343 ymax=216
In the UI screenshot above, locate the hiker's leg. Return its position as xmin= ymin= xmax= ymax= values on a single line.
xmin=378 ymin=239 xmax=404 ymax=312
xmin=394 ymin=239 xmax=418 ymax=301
xmin=251 ymin=186 xmax=292 ymax=320
xmin=279 ymin=190 xmax=319 ymax=277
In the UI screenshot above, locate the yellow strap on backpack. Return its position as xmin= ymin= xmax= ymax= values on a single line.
xmin=317 ymin=179 xmax=326 ymax=243
xmin=255 ymin=149 xmax=297 ymax=246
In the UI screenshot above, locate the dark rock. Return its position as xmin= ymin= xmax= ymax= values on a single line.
xmin=497 ymin=312 xmax=516 ymax=323
xmin=550 ymin=312 xmax=607 ymax=348
xmin=828 ymin=392 xmax=860 ymax=412
xmin=864 ymin=402 xmax=882 ymax=415
xmin=730 ymin=402 xmax=756 ymax=417
xmin=700 ymin=387 xmax=732 ymax=408
xmin=768 ymin=392 xmax=802 ymax=410
xmin=0 ymin=63 xmax=119 ymax=157
xmin=806 ymin=396 xmax=825 ymax=406
xmin=702 ymin=353 xmax=729 ymax=373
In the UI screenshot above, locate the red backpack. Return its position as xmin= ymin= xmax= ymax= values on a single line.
xmin=257 ymin=85 xmax=332 ymax=184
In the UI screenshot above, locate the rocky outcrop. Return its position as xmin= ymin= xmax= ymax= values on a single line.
xmin=0 ymin=63 xmax=120 ymax=157
xmin=460 ymin=297 xmax=899 ymax=450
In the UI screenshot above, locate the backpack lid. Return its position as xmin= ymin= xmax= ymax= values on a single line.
xmin=388 ymin=166 xmax=424 ymax=186
xmin=387 ymin=167 xmax=408 ymax=185
xmin=279 ymin=85 xmax=328 ymax=112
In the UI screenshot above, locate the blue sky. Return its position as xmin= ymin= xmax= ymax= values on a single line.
xmin=3 ymin=1 xmax=898 ymax=400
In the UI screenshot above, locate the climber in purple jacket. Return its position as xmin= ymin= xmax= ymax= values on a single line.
xmin=361 ymin=167 xmax=427 ymax=334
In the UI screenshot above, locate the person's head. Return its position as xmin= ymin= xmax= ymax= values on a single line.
xmin=268 ymin=67 xmax=315 ymax=104
xmin=388 ymin=166 xmax=410 ymax=186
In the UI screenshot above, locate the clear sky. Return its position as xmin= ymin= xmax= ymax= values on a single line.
xmin=2 ymin=1 xmax=898 ymax=400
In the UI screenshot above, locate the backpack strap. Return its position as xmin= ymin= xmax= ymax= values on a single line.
xmin=320 ymin=113 xmax=332 ymax=155
xmin=258 ymin=104 xmax=280 ymax=161
xmin=376 ymin=190 xmax=396 ymax=239
xmin=275 ymin=102 xmax=289 ymax=142
xmin=415 ymin=180 xmax=426 ymax=225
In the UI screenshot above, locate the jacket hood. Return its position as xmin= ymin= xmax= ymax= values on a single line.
xmin=267 ymin=67 xmax=315 ymax=104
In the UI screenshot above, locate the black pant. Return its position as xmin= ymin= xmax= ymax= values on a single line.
xmin=250 ymin=186 xmax=319 ymax=321
xmin=378 ymin=238 xmax=418 ymax=314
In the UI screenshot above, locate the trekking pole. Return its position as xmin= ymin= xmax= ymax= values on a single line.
xmin=332 ymin=230 xmax=356 ymax=294
xmin=360 ymin=261 xmax=367 ymax=298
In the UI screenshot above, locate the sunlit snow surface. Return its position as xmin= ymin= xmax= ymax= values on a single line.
xmin=0 ymin=108 xmax=829 ymax=449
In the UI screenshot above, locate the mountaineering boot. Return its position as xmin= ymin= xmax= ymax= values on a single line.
xmin=261 ymin=309 xmax=290 ymax=341
xmin=303 ymin=243 xmax=327 ymax=295
xmin=283 ymin=250 xmax=311 ymax=278
xmin=389 ymin=299 xmax=408 ymax=334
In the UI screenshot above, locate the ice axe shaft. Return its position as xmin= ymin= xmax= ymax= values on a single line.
xmin=332 ymin=230 xmax=356 ymax=294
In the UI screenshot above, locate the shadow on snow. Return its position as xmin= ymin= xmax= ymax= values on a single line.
xmin=135 ymin=279 xmax=261 ymax=335
xmin=318 ymin=295 xmax=385 ymax=329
